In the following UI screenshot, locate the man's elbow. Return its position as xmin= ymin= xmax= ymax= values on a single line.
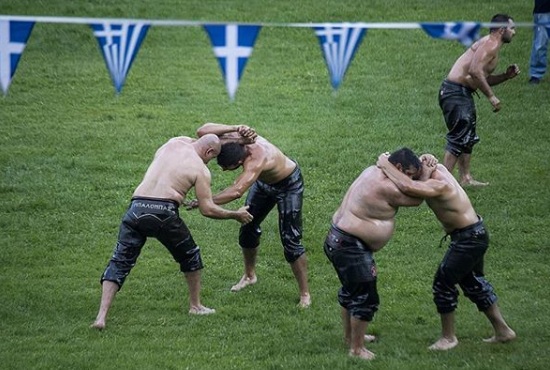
xmin=469 ymin=69 xmax=484 ymax=82
xmin=400 ymin=183 xmax=416 ymax=195
xmin=199 ymin=206 xmax=219 ymax=219
xmin=222 ymin=190 xmax=244 ymax=203
xmin=198 ymin=206 xmax=212 ymax=217
xmin=196 ymin=126 xmax=207 ymax=137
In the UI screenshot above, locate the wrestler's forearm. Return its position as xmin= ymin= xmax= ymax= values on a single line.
xmin=212 ymin=188 xmax=242 ymax=205
xmin=470 ymin=74 xmax=495 ymax=98
xmin=382 ymin=165 xmax=413 ymax=191
xmin=486 ymin=73 xmax=510 ymax=86
xmin=197 ymin=123 xmax=237 ymax=137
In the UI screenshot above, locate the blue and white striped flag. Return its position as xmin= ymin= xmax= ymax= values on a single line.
xmin=90 ymin=21 xmax=150 ymax=94
xmin=204 ymin=24 xmax=261 ymax=101
xmin=314 ymin=24 xmax=366 ymax=90
xmin=0 ymin=20 xmax=34 ymax=95
xmin=421 ymin=22 xmax=481 ymax=47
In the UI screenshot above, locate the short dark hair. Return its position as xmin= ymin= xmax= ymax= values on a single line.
xmin=217 ymin=142 xmax=247 ymax=168
xmin=388 ymin=148 xmax=421 ymax=172
xmin=490 ymin=14 xmax=513 ymax=33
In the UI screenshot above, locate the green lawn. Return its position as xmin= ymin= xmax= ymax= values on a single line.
xmin=1 ymin=1 xmax=548 ymax=369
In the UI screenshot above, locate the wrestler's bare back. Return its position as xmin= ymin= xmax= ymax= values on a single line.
xmin=245 ymin=136 xmax=296 ymax=184
xmin=424 ymin=165 xmax=479 ymax=233
xmin=332 ymin=166 xmax=414 ymax=251
xmin=447 ymin=36 xmax=499 ymax=89
xmin=133 ymin=137 xmax=205 ymax=204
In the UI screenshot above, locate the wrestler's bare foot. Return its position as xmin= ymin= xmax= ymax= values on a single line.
xmin=483 ymin=328 xmax=516 ymax=343
xmin=188 ymin=305 xmax=216 ymax=315
xmin=349 ymin=348 xmax=376 ymax=360
xmin=298 ymin=293 xmax=311 ymax=308
xmin=364 ymin=334 xmax=377 ymax=343
xmin=461 ymin=179 xmax=489 ymax=187
xmin=428 ymin=336 xmax=458 ymax=351
xmin=90 ymin=320 xmax=105 ymax=330
xmin=230 ymin=275 xmax=257 ymax=292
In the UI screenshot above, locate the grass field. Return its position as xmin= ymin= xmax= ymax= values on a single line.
xmin=1 ymin=1 xmax=549 ymax=369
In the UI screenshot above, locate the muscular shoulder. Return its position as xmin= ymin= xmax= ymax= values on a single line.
xmin=168 ymin=136 xmax=194 ymax=144
xmin=246 ymin=139 xmax=278 ymax=169
xmin=431 ymin=166 xmax=457 ymax=191
xmin=254 ymin=136 xmax=277 ymax=154
xmin=472 ymin=36 xmax=499 ymax=56
xmin=357 ymin=167 xmax=397 ymax=198
xmin=350 ymin=170 xmax=408 ymax=212
xmin=378 ymin=177 xmax=419 ymax=205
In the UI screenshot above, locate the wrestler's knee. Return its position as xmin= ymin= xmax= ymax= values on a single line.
xmin=445 ymin=143 xmax=462 ymax=157
xmin=177 ymin=245 xmax=204 ymax=273
xmin=239 ymin=224 xmax=261 ymax=249
xmin=283 ymin=244 xmax=305 ymax=263
xmin=101 ymin=262 xmax=129 ymax=290
xmin=462 ymin=143 xmax=475 ymax=154
xmin=349 ymin=306 xmax=378 ymax=321
xmin=338 ymin=286 xmax=379 ymax=321
xmin=342 ymin=300 xmax=379 ymax=322
xmin=280 ymin=225 xmax=304 ymax=263
xmin=462 ymin=279 xmax=498 ymax=311
xmin=432 ymin=271 xmax=459 ymax=314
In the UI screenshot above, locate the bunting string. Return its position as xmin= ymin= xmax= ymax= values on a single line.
xmin=0 ymin=15 xmax=538 ymax=98
xmin=0 ymin=15 xmax=536 ymax=28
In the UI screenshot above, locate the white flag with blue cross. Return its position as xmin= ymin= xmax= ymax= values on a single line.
xmin=204 ymin=24 xmax=261 ymax=101
xmin=90 ymin=21 xmax=150 ymax=94
xmin=421 ymin=22 xmax=481 ymax=47
xmin=314 ymin=24 xmax=366 ymax=90
xmin=0 ymin=19 xmax=35 ymax=95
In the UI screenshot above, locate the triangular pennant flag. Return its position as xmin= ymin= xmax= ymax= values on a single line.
xmin=204 ymin=24 xmax=261 ymax=101
xmin=421 ymin=22 xmax=481 ymax=47
xmin=90 ymin=21 xmax=150 ymax=94
xmin=0 ymin=20 xmax=34 ymax=95
xmin=314 ymin=24 xmax=366 ymax=90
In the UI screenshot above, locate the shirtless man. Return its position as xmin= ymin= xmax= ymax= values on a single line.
xmin=91 ymin=134 xmax=253 ymax=330
xmin=439 ymin=13 xmax=519 ymax=186
xmin=192 ymin=123 xmax=311 ymax=308
xmin=323 ymin=148 xmax=427 ymax=360
xmin=377 ymin=153 xmax=516 ymax=351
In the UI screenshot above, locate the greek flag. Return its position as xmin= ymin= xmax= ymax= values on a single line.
xmin=421 ymin=22 xmax=481 ymax=47
xmin=0 ymin=20 xmax=34 ymax=95
xmin=314 ymin=24 xmax=366 ymax=90
xmin=90 ymin=21 xmax=150 ymax=94
xmin=204 ymin=24 xmax=261 ymax=101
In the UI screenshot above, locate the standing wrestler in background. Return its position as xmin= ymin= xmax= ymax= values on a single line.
xmin=324 ymin=148 xmax=428 ymax=360
xmin=377 ymin=153 xmax=516 ymax=351
xmin=91 ymin=134 xmax=253 ymax=330
xmin=439 ymin=14 xmax=519 ymax=186
xmin=191 ymin=122 xmax=311 ymax=308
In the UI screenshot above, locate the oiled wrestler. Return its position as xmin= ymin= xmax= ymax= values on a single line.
xmin=324 ymin=148 xmax=426 ymax=360
xmin=91 ymin=134 xmax=253 ymax=330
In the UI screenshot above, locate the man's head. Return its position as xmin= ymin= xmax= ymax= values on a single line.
xmin=197 ymin=134 xmax=221 ymax=164
xmin=490 ymin=14 xmax=515 ymax=43
xmin=217 ymin=142 xmax=247 ymax=171
xmin=388 ymin=148 xmax=422 ymax=180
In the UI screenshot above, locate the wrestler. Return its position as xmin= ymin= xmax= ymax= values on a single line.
xmin=191 ymin=123 xmax=311 ymax=308
xmin=324 ymin=147 xmax=426 ymax=360
xmin=377 ymin=152 xmax=516 ymax=350
xmin=91 ymin=134 xmax=253 ymax=330
xmin=439 ymin=14 xmax=519 ymax=186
